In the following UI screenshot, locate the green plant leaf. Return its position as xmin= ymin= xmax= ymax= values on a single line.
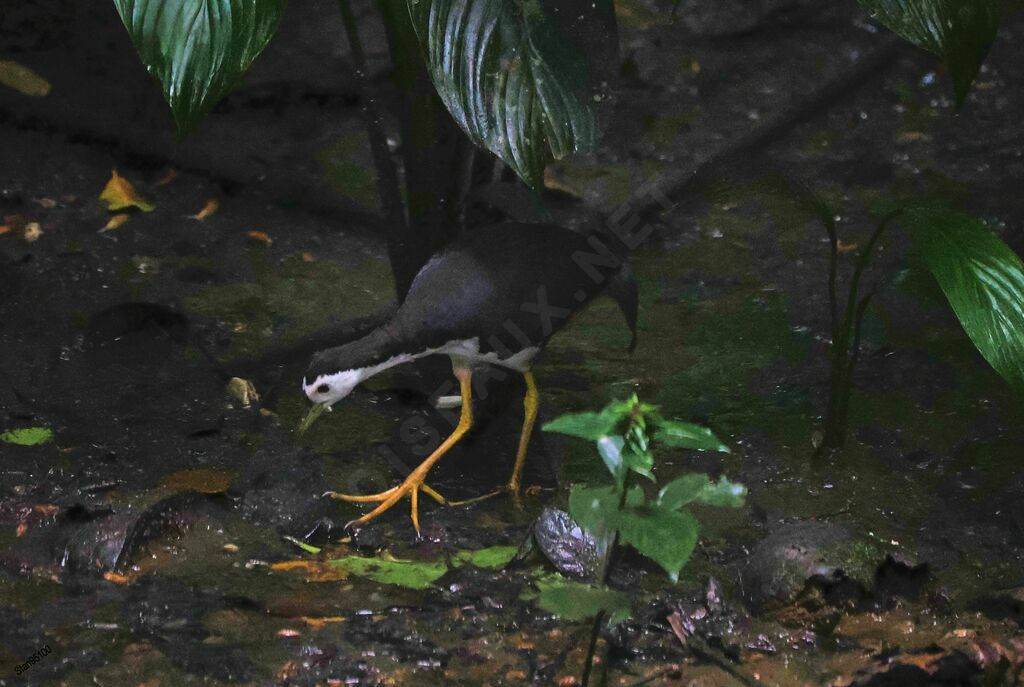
xmin=452 ymin=545 xmax=518 ymax=569
xmin=568 ymin=485 xmax=620 ymax=535
xmin=329 ymin=555 xmax=448 ymax=589
xmin=906 ymin=205 xmax=1024 ymax=389
xmin=657 ymin=474 xmax=711 ymax=510
xmin=0 ymin=427 xmax=54 ymax=446
xmin=407 ymin=0 xmax=616 ymax=188
xmin=857 ymin=0 xmax=1001 ymax=106
xmin=282 ymin=535 xmax=321 ymax=554
xmin=542 ymin=410 xmax=620 ymax=441
xmin=693 ymin=475 xmax=747 ymax=508
xmin=617 ymin=506 xmax=698 ymax=582
xmin=654 ymin=419 xmax=729 ymax=452
xmin=621 ymin=446 xmax=655 ymax=482
xmin=114 ymin=0 xmax=287 ymax=134
xmin=534 ymin=574 xmax=631 ymax=622
xmin=568 ymin=484 xmax=644 ymax=536
xmin=597 ymin=435 xmax=627 ymax=486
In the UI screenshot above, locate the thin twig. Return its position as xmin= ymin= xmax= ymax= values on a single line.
xmin=667 ymin=613 xmax=759 ymax=687
xmin=580 ymin=610 xmax=605 ymax=687
xmin=824 ymin=214 xmax=840 ymax=346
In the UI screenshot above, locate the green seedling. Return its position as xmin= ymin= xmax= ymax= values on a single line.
xmin=540 ymin=394 xmax=745 ymax=686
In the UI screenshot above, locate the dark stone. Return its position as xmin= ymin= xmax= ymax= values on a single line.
xmin=531 ymin=507 xmax=605 ymax=581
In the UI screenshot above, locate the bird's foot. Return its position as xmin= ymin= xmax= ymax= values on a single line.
xmin=326 ymin=479 xmax=446 ymax=536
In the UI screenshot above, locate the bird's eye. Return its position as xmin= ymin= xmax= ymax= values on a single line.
xmin=317 ymin=384 xmax=330 ymax=394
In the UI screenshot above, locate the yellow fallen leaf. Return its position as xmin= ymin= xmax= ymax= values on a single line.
xmin=103 ymin=571 xmax=133 ymax=585
xmin=227 ymin=377 xmax=259 ymax=407
xmin=99 ymin=170 xmax=155 ymax=212
xmin=247 ymin=230 xmax=273 ymax=246
xmin=23 ymin=222 xmax=42 ymax=242
xmin=189 ymin=198 xmax=219 ymax=220
xmin=100 ymin=213 xmax=131 ymax=233
xmin=0 ymin=60 xmax=51 ymax=97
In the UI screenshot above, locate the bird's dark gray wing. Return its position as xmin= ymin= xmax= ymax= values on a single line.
xmin=393 ymin=224 xmax=631 ymax=356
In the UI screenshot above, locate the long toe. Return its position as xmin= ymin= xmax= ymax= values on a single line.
xmin=326 ymin=486 xmax=399 ymax=503
xmin=327 ymin=482 xmax=446 ymax=505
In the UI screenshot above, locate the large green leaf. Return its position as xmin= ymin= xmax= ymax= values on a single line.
xmin=653 ymin=418 xmax=729 ymax=453
xmin=617 ymin=506 xmax=698 ymax=582
xmin=407 ymin=0 xmax=616 ymax=188
xmin=568 ymin=484 xmax=643 ymax=536
xmin=330 ymin=555 xmax=448 ymax=589
xmin=0 ymin=427 xmax=53 ymax=446
xmin=658 ymin=474 xmax=747 ymax=510
xmin=114 ymin=0 xmax=287 ymax=133
xmin=906 ymin=205 xmax=1024 ymax=389
xmin=534 ymin=574 xmax=631 ymax=623
xmin=857 ymin=0 xmax=1001 ymax=106
xmin=542 ymin=409 xmax=620 ymax=441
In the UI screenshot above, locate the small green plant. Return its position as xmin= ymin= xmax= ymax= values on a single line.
xmin=537 ymin=395 xmax=745 ymax=686
xmin=815 ymin=199 xmax=1024 ymax=452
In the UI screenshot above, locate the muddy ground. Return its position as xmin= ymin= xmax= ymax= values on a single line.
xmin=2 ymin=1 xmax=1023 ymax=685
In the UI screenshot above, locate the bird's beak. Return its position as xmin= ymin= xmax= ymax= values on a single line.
xmin=296 ymin=402 xmax=331 ymax=435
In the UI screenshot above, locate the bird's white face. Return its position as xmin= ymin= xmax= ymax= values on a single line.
xmin=303 ymin=369 xmax=361 ymax=406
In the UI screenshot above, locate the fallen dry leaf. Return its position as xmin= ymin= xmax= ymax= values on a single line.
xmin=104 ymin=571 xmax=133 ymax=585
xmin=247 ymin=230 xmax=273 ymax=246
xmin=0 ymin=225 xmax=10 ymax=236
xmin=189 ymin=198 xmax=219 ymax=220
xmin=33 ymin=197 xmax=57 ymax=209
xmin=161 ymin=468 xmax=234 ymax=494
xmin=99 ymin=170 xmax=155 ymax=212
xmin=837 ymin=240 xmax=859 ymax=254
xmin=301 ymin=251 xmax=315 ymax=262
xmin=0 ymin=60 xmax=51 ymax=97
xmin=23 ymin=222 xmax=42 ymax=242
xmin=897 ymin=131 xmax=932 ymax=144
xmin=155 ymin=169 xmax=178 ymax=186
xmin=100 ymin=213 xmax=131 ymax=233
xmin=299 ymin=616 xmax=345 ymax=629
xmin=271 ymin=560 xmax=349 ymax=582
xmin=227 ymin=377 xmax=259 ymax=407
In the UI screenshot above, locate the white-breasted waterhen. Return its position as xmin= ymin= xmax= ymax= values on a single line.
xmin=302 ymin=222 xmax=637 ymax=534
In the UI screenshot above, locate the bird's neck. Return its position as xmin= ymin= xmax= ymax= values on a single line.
xmin=311 ymin=324 xmax=414 ymax=380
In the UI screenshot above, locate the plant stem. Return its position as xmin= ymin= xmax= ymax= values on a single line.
xmin=375 ymin=0 xmax=465 ymax=298
xmin=583 ymin=464 xmax=635 ymax=687
xmin=336 ymin=0 xmax=406 ymax=247
xmin=819 ymin=210 xmax=900 ymax=452
xmin=580 ymin=610 xmax=605 ymax=687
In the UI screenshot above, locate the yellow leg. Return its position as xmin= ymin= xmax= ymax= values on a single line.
xmin=330 ymin=367 xmax=474 ymax=536
xmin=507 ymin=371 xmax=538 ymax=495
xmin=447 ymin=370 xmax=539 ymax=508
